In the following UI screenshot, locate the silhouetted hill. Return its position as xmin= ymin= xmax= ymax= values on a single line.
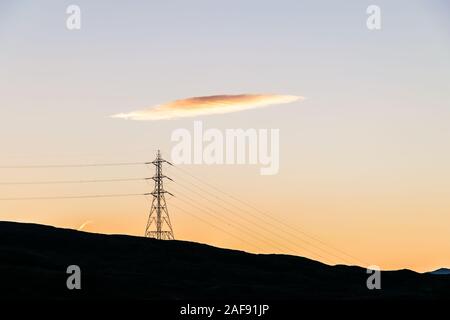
xmin=0 ymin=221 xmax=449 ymax=300
xmin=429 ymin=268 xmax=450 ymax=275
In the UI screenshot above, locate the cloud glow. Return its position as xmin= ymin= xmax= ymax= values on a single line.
xmin=112 ymin=94 xmax=303 ymax=120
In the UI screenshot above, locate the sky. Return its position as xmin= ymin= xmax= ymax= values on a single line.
xmin=0 ymin=0 xmax=450 ymax=272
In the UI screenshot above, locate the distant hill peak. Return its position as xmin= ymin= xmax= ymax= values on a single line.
xmin=428 ymin=268 xmax=450 ymax=275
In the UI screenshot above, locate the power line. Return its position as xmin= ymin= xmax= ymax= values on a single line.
xmin=169 ymin=201 xmax=265 ymax=252
xmin=0 ymin=193 xmax=146 ymax=201
xmin=170 ymin=182 xmax=333 ymax=264
xmin=0 ymin=157 xmax=367 ymax=266
xmin=171 ymin=175 xmax=340 ymax=264
xmin=0 ymin=162 xmax=146 ymax=169
xmin=171 ymin=187 xmax=298 ymax=256
xmin=169 ymin=165 xmax=368 ymax=266
xmin=0 ymin=178 xmax=148 ymax=185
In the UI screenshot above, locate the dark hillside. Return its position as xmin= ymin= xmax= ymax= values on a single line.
xmin=0 ymin=221 xmax=449 ymax=300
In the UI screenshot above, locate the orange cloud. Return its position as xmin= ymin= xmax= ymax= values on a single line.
xmin=111 ymin=94 xmax=303 ymax=120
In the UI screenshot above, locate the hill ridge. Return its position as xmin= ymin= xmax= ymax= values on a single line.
xmin=0 ymin=221 xmax=449 ymax=299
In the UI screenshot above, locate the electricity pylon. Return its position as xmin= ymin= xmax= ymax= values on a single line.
xmin=144 ymin=150 xmax=175 ymax=240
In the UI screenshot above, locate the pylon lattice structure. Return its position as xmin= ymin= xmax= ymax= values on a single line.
xmin=145 ymin=150 xmax=175 ymax=240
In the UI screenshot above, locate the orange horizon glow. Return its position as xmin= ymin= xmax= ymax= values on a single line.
xmin=1 ymin=160 xmax=448 ymax=274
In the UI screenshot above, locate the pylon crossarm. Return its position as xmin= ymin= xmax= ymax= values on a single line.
xmin=148 ymin=190 xmax=173 ymax=196
xmin=147 ymin=175 xmax=173 ymax=181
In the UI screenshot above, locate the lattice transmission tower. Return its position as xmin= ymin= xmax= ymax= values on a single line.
xmin=144 ymin=150 xmax=175 ymax=240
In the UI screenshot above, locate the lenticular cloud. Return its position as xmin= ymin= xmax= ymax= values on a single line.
xmin=111 ymin=94 xmax=303 ymax=120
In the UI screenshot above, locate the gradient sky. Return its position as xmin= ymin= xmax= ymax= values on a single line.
xmin=1 ymin=0 xmax=449 ymax=272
